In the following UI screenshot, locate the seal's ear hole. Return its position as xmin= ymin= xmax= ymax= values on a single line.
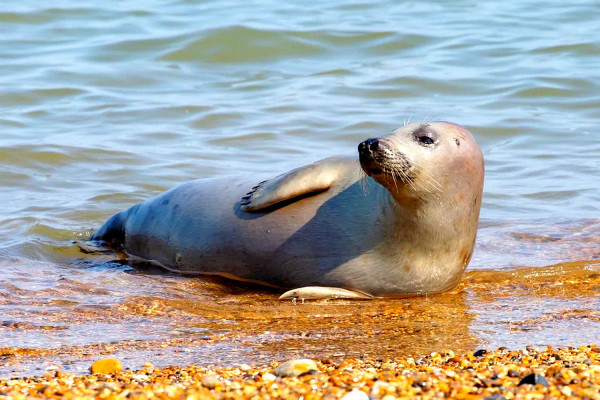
xmin=454 ymin=138 xmax=460 ymax=146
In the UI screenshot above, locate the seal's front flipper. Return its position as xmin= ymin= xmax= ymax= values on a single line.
xmin=279 ymin=286 xmax=374 ymax=301
xmin=240 ymin=156 xmax=348 ymax=212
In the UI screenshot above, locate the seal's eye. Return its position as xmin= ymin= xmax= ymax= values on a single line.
xmin=418 ymin=135 xmax=434 ymax=145
xmin=412 ymin=125 xmax=438 ymax=147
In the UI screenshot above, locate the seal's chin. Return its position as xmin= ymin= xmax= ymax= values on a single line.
xmin=358 ymin=153 xmax=381 ymax=176
xmin=358 ymin=154 xmax=383 ymax=177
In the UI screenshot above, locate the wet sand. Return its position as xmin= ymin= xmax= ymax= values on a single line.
xmin=1 ymin=260 xmax=599 ymax=379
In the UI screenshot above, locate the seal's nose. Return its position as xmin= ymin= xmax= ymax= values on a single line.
xmin=358 ymin=138 xmax=379 ymax=156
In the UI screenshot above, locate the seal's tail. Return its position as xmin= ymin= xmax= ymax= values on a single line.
xmin=91 ymin=210 xmax=126 ymax=247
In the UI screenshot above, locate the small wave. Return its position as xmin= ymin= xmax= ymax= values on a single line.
xmin=531 ymin=42 xmax=600 ymax=57
xmin=159 ymin=26 xmax=325 ymax=64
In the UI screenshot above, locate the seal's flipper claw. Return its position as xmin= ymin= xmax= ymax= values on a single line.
xmin=240 ymin=156 xmax=350 ymax=212
xmin=279 ymin=286 xmax=374 ymax=301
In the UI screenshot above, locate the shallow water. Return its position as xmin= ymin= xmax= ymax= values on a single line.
xmin=0 ymin=1 xmax=599 ymax=376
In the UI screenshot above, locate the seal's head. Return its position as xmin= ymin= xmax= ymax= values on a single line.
xmin=359 ymin=121 xmax=484 ymax=205
xmin=358 ymin=121 xmax=484 ymax=293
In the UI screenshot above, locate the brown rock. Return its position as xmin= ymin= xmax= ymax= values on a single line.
xmin=273 ymin=359 xmax=318 ymax=377
xmin=89 ymin=358 xmax=123 ymax=375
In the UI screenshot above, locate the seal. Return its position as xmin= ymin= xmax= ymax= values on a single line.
xmin=92 ymin=122 xmax=484 ymax=298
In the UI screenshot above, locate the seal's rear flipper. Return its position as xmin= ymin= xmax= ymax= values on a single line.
xmin=240 ymin=156 xmax=349 ymax=212
xmin=90 ymin=209 xmax=128 ymax=248
xmin=279 ymin=286 xmax=374 ymax=301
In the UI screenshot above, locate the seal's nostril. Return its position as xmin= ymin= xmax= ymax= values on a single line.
xmin=367 ymin=138 xmax=379 ymax=152
xmin=358 ymin=138 xmax=379 ymax=155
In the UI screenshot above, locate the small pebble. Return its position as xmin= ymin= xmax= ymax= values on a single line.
xmin=273 ymin=359 xmax=318 ymax=377
xmin=507 ymin=369 xmax=520 ymax=378
xmin=262 ymin=372 xmax=276 ymax=382
xmin=340 ymin=388 xmax=369 ymax=400
xmin=484 ymin=394 xmax=506 ymax=400
xmin=89 ymin=358 xmax=123 ymax=375
xmin=473 ymin=349 xmax=488 ymax=357
xmin=517 ymin=373 xmax=549 ymax=387
xmin=201 ymin=374 xmax=220 ymax=389
xmin=371 ymin=380 xmax=394 ymax=397
xmin=561 ymin=386 xmax=573 ymax=396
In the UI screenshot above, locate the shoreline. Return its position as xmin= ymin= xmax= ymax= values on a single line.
xmin=2 ymin=345 xmax=598 ymax=399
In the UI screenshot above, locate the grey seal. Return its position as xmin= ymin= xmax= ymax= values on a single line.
xmin=92 ymin=122 xmax=484 ymax=299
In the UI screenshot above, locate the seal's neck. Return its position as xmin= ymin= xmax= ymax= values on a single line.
xmin=388 ymin=189 xmax=476 ymax=259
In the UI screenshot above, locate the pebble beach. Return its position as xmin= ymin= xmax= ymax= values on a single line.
xmin=2 ymin=346 xmax=599 ymax=399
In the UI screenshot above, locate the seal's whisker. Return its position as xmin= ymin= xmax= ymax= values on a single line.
xmin=361 ymin=173 xmax=369 ymax=194
xmin=397 ymin=161 xmax=434 ymax=195
xmin=411 ymin=174 xmax=432 ymax=194
xmin=409 ymin=159 xmax=443 ymax=192
xmin=396 ymin=167 xmax=419 ymax=193
xmin=357 ymin=159 xmax=370 ymax=194
xmin=391 ymin=168 xmax=400 ymax=192
xmin=415 ymin=169 xmax=442 ymax=192
xmin=415 ymin=172 xmax=442 ymax=194
xmin=421 ymin=170 xmax=443 ymax=193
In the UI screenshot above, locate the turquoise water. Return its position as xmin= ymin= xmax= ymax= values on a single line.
xmin=0 ymin=1 xmax=598 ymax=375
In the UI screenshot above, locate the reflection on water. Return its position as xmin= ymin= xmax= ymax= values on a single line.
xmin=0 ymin=0 xmax=599 ymax=377
xmin=1 ymin=255 xmax=598 ymax=376
xmin=473 ymin=219 xmax=600 ymax=269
